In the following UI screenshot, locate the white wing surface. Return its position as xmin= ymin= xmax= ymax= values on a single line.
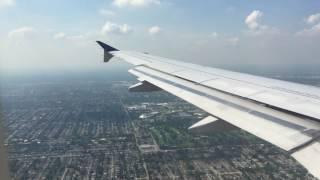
xmin=97 ymin=41 xmax=320 ymax=179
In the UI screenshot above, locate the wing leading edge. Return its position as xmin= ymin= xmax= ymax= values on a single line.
xmin=97 ymin=41 xmax=320 ymax=179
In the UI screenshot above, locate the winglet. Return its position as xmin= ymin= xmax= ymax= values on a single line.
xmin=96 ymin=41 xmax=119 ymax=52
xmin=96 ymin=41 xmax=119 ymax=62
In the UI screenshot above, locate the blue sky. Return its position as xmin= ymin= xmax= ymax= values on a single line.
xmin=0 ymin=0 xmax=320 ymax=73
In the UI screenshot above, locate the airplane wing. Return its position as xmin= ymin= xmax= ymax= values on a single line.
xmin=97 ymin=41 xmax=320 ymax=179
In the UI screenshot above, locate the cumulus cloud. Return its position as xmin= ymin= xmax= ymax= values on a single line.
xmin=297 ymin=13 xmax=320 ymax=36
xmin=0 ymin=0 xmax=15 ymax=8
xmin=245 ymin=10 xmax=277 ymax=35
xmin=245 ymin=10 xmax=263 ymax=30
xmin=306 ymin=13 xmax=320 ymax=25
xmin=99 ymin=9 xmax=115 ymax=16
xmin=148 ymin=26 xmax=161 ymax=35
xmin=8 ymin=27 xmax=36 ymax=38
xmin=101 ymin=22 xmax=132 ymax=35
xmin=53 ymin=32 xmax=66 ymax=39
xmin=113 ymin=0 xmax=160 ymax=8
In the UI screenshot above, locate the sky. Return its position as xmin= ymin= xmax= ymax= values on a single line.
xmin=0 ymin=0 xmax=320 ymax=74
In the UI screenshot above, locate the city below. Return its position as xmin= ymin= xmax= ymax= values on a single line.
xmin=1 ymin=72 xmax=319 ymax=180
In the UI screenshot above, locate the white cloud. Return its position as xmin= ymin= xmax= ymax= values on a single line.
xmin=0 ymin=0 xmax=15 ymax=8
xmin=53 ymin=32 xmax=66 ymax=39
xmin=148 ymin=26 xmax=161 ymax=35
xmin=227 ymin=37 xmax=239 ymax=46
xmin=297 ymin=23 xmax=320 ymax=36
xmin=101 ymin=22 xmax=132 ymax=35
xmin=99 ymin=9 xmax=115 ymax=16
xmin=8 ymin=27 xmax=36 ymax=38
xmin=306 ymin=13 xmax=320 ymax=25
xmin=309 ymin=23 xmax=320 ymax=34
xmin=245 ymin=10 xmax=278 ymax=35
xmin=245 ymin=10 xmax=264 ymax=30
xmin=297 ymin=13 xmax=320 ymax=36
xmin=113 ymin=0 xmax=160 ymax=8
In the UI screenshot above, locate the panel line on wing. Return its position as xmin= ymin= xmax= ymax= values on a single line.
xmin=289 ymin=136 xmax=320 ymax=154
